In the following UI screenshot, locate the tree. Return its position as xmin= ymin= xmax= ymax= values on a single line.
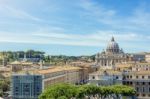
xmin=0 ymin=79 xmax=10 ymax=97
xmin=39 ymin=83 xmax=77 ymax=99
xmin=39 ymin=83 xmax=136 ymax=99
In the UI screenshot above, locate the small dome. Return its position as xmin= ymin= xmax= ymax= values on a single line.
xmin=106 ymin=37 xmax=120 ymax=54
xmin=101 ymin=49 xmax=106 ymax=54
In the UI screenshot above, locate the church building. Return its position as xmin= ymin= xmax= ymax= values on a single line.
xmin=95 ymin=37 xmax=129 ymax=69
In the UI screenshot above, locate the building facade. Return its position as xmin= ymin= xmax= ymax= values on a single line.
xmin=105 ymin=62 xmax=150 ymax=99
xmin=38 ymin=66 xmax=88 ymax=89
xmin=145 ymin=53 xmax=150 ymax=63
xmin=89 ymin=70 xmax=122 ymax=86
xmin=95 ymin=37 xmax=129 ymax=69
xmin=89 ymin=62 xmax=150 ymax=99
xmin=11 ymin=73 xmax=42 ymax=99
xmin=130 ymin=53 xmax=145 ymax=62
xmin=123 ymin=71 xmax=150 ymax=99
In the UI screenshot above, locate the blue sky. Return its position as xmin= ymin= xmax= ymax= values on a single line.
xmin=0 ymin=0 xmax=150 ymax=56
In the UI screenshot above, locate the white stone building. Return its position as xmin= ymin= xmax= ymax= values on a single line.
xmin=89 ymin=70 xmax=122 ymax=86
xmin=95 ymin=37 xmax=128 ymax=69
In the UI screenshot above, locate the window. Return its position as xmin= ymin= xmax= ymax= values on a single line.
xmin=15 ymin=87 xmax=18 ymax=89
xmin=130 ymin=75 xmax=132 ymax=79
xmin=127 ymin=76 xmax=129 ymax=78
xmin=136 ymin=76 xmax=138 ymax=79
xmin=126 ymin=81 xmax=129 ymax=85
xmin=116 ymin=76 xmax=119 ymax=79
xmin=123 ymin=81 xmax=126 ymax=85
xmin=143 ymin=82 xmax=145 ymax=85
xmin=123 ymin=76 xmax=126 ymax=80
xmin=142 ymin=94 xmax=145 ymax=97
xmin=143 ymin=87 xmax=145 ymax=92
xmin=148 ymin=76 xmax=150 ymax=79
xmin=92 ymin=76 xmax=95 ymax=79
xmin=136 ymin=87 xmax=139 ymax=92
xmin=142 ymin=76 xmax=145 ymax=79
xmin=96 ymin=68 xmax=98 ymax=71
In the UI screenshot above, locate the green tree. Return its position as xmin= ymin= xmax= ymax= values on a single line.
xmin=0 ymin=79 xmax=10 ymax=97
xmin=39 ymin=83 xmax=77 ymax=99
xmin=39 ymin=83 xmax=136 ymax=99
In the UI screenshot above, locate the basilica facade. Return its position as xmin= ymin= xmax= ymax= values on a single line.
xmin=95 ymin=37 xmax=129 ymax=69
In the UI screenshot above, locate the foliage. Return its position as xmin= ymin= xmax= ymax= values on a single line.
xmin=0 ymin=50 xmax=95 ymax=65
xmin=0 ymin=50 xmax=45 ymax=63
xmin=43 ymin=55 xmax=79 ymax=64
xmin=39 ymin=83 xmax=77 ymax=99
xmin=39 ymin=83 xmax=136 ymax=99
xmin=0 ymin=79 xmax=10 ymax=97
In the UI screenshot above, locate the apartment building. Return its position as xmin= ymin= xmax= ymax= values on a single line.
xmin=131 ymin=63 xmax=150 ymax=71
xmin=145 ymin=54 xmax=150 ymax=63
xmin=120 ymin=62 xmax=150 ymax=99
xmin=11 ymin=73 xmax=42 ymax=99
xmin=11 ymin=65 xmax=90 ymax=99
xmin=38 ymin=67 xmax=65 ymax=89
xmin=123 ymin=71 xmax=150 ymax=99
xmin=38 ymin=66 xmax=88 ymax=89
xmin=89 ymin=70 xmax=122 ymax=86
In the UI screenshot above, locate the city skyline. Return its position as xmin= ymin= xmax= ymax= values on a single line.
xmin=0 ymin=0 xmax=150 ymax=55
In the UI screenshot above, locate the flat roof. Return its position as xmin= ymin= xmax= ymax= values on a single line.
xmin=90 ymin=70 xmax=122 ymax=75
xmin=38 ymin=66 xmax=82 ymax=74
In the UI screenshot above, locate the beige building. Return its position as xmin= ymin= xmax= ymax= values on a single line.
xmin=115 ymin=62 xmax=150 ymax=71
xmin=0 ymin=66 xmax=11 ymax=78
xmin=89 ymin=70 xmax=122 ymax=86
xmin=38 ymin=66 xmax=88 ymax=89
xmin=131 ymin=63 xmax=150 ymax=71
xmin=10 ymin=61 xmax=41 ymax=72
xmin=118 ymin=62 xmax=150 ymax=99
xmin=115 ymin=62 xmax=134 ymax=71
xmin=70 ymin=61 xmax=99 ymax=73
xmin=145 ymin=53 xmax=150 ymax=63
xmin=90 ymin=61 xmax=150 ymax=99
xmin=123 ymin=71 xmax=150 ymax=99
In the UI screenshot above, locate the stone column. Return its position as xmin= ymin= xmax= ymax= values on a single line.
xmin=101 ymin=59 xmax=103 ymax=66
xmin=107 ymin=60 xmax=109 ymax=67
xmin=99 ymin=59 xmax=101 ymax=66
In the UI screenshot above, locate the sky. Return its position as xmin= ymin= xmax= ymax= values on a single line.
xmin=0 ymin=0 xmax=150 ymax=56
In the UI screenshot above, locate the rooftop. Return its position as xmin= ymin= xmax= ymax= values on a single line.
xmin=127 ymin=71 xmax=150 ymax=75
xmin=90 ymin=70 xmax=122 ymax=75
xmin=38 ymin=66 xmax=82 ymax=74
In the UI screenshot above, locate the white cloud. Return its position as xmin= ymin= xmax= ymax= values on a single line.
xmin=0 ymin=2 xmax=42 ymax=22
xmin=0 ymin=0 xmax=149 ymax=52
xmin=80 ymin=0 xmax=116 ymax=24
xmin=79 ymin=0 xmax=150 ymax=32
xmin=0 ymin=29 xmax=149 ymax=48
